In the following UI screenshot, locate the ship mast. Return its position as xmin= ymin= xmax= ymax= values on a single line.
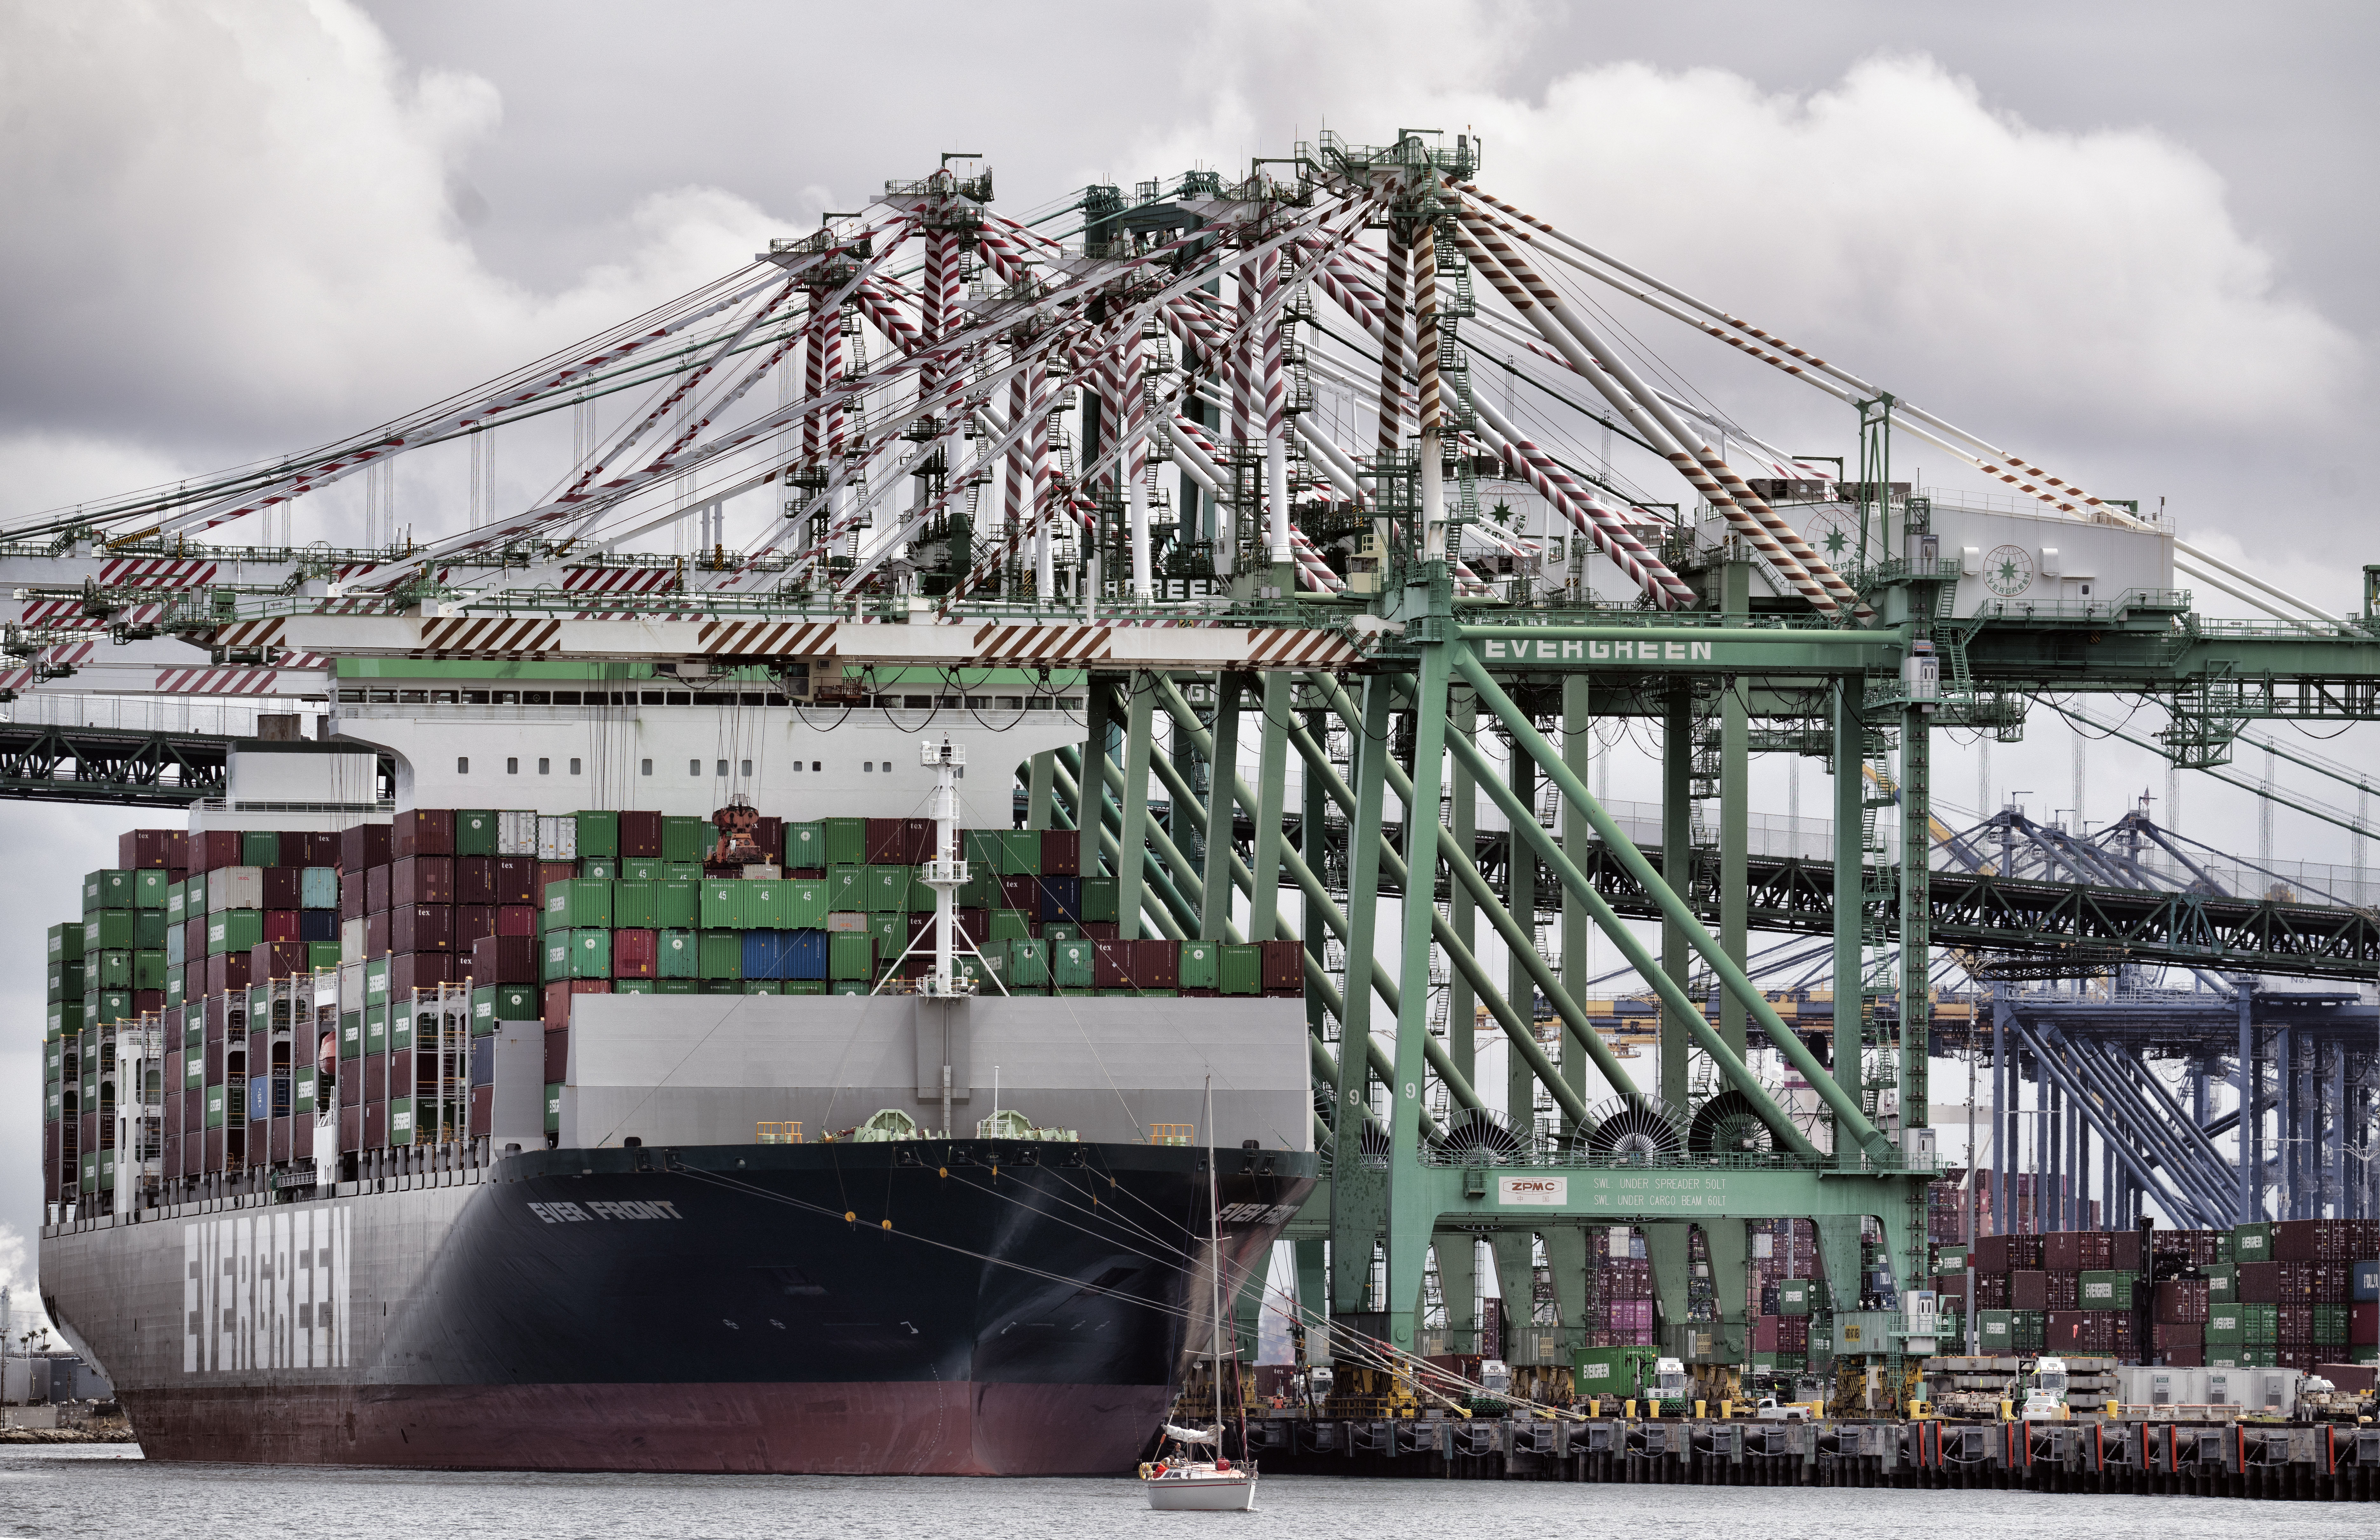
xmin=919 ymin=736 xmax=967 ymax=997
xmin=1205 ymin=1076 xmax=1223 ymax=1448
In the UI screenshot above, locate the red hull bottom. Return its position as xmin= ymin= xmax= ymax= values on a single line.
xmin=126 ymin=1381 xmax=1173 ymax=1475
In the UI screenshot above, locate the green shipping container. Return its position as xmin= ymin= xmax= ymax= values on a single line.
xmin=132 ymin=868 xmax=170 ymax=909
xmin=612 ymin=881 xmax=657 ymax=929
xmin=454 ymin=810 xmax=499 ymax=856
xmin=653 ymin=979 xmax=699 ymax=995
xmin=134 ymin=951 xmax=167 ymax=990
xmin=699 ymin=880 xmax=754 ymax=930
xmin=960 ymin=870 xmax=996 ymax=909
xmin=999 ymin=829 xmax=1040 ymax=876
xmin=615 ymin=979 xmax=655 ymax=996
xmin=1777 ymin=1278 xmax=1813 ymax=1316
xmin=339 ymin=1011 xmax=363 ymax=1060
xmin=366 ymin=955 xmax=390 ymax=1004
xmin=2077 ymin=1271 xmax=2138 ymax=1307
xmin=580 ymin=858 xmax=618 ymax=881
xmin=2230 ymin=1223 xmax=2272 ymax=1262
xmin=570 ymin=928 xmax=611 ymax=980
xmin=783 ymin=980 xmax=824 ymax=996
xmin=786 ymin=880 xmax=827 ymax=929
xmin=1052 ymin=938 xmax=1095 ymax=989
xmin=575 ymin=810 xmax=620 ymax=860
xmin=654 ymin=880 xmax=699 ymax=928
xmin=907 ymin=871 xmax=937 ymax=914
xmin=657 ymin=929 xmax=698 ymax=978
xmin=164 ymin=967 xmax=185 ymax=1009
xmin=988 ymin=909 xmax=1032 ymax=943
xmin=1179 ymin=940 xmax=1220 ymax=991
xmin=748 ymin=879 xmax=790 ymax=930
xmin=546 ymin=1085 xmax=563 ymax=1132
xmin=309 ymin=940 xmax=343 ymax=971
xmin=472 ymin=984 xmax=541 ymax=1034
xmin=48 ymin=921 xmax=86 ymax=962
xmin=294 ymin=1065 xmax=316 ymax=1114
xmin=1219 ymin=943 xmax=1262 ymax=996
xmin=822 ymin=817 xmax=866 ymax=867
xmin=620 ymin=859 xmax=665 ymax=883
xmin=547 ymin=878 xmax=614 ymax=930
xmin=831 ymin=980 xmax=871 ymax=995
xmin=743 ymin=980 xmax=783 ymax=995
xmin=698 ymin=930 xmax=743 ymax=980
xmin=829 ymin=931 xmax=874 ymax=981
xmin=365 ymin=1005 xmax=389 ymax=1055
xmin=135 ymin=910 xmax=167 ymax=949
xmin=1080 ymin=876 xmax=1119 ymax=924
xmin=85 ymin=911 xmax=135 ymax=951
xmin=84 ymin=868 xmax=134 ymax=912
xmin=866 ymin=913 xmax=905 ymax=967
xmin=964 ymin=829 xmax=1001 ymax=872
xmin=94 ymin=949 xmax=133 ymax=989
xmin=782 ymin=821 xmax=825 ymax=868
xmin=239 ymin=831 xmax=280 ymax=867
xmin=827 ymin=864 xmax=866 ymax=912
xmin=2205 ymin=1264 xmax=2236 ymax=1302
xmin=866 ymin=865 xmax=908 ymax=915
xmin=661 ymin=815 xmax=712 ymax=862
xmin=207 ymin=910 xmax=263 ymax=956
xmin=1008 ymin=938 xmax=1050 ymax=989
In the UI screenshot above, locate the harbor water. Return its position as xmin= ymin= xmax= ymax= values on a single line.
xmin=4 ymin=1446 xmax=2370 ymax=1538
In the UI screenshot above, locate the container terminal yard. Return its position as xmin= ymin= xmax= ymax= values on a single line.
xmin=10 ymin=131 xmax=2377 ymax=1493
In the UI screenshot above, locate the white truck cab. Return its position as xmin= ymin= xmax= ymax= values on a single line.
xmin=2020 ymin=1356 xmax=2071 ymax=1421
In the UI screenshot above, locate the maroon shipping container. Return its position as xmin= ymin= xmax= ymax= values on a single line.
xmin=953 ymin=909 xmax=989 ymax=947
xmin=283 ymin=831 xmax=340 ymax=868
xmin=361 ymin=1055 xmax=387 ymax=1103
xmin=496 ymin=904 xmax=538 ymax=938
xmin=366 ymin=864 xmax=391 ymax=915
xmin=544 ymin=1027 xmax=570 ymax=1083
xmin=1082 ymin=920 xmax=1119 ymax=942
xmin=263 ymin=910 xmax=301 ymax=943
xmin=365 ymin=911 xmax=391 ymax=958
xmin=998 ymin=875 xmax=1036 ymax=911
xmin=618 ymin=810 xmax=663 ymax=859
xmin=190 ymin=829 xmax=241 ymax=876
xmin=453 ymin=856 xmax=496 ymax=905
xmin=901 ymin=818 xmax=935 ymax=864
xmin=392 ymin=856 xmax=453 ymax=907
xmin=1259 ymin=938 xmax=1303 ymax=995
xmin=1131 ymin=938 xmax=1179 ymax=990
xmin=2278 ymin=1304 xmax=2313 ymax=1344
xmin=2011 ymin=1270 xmax=2049 ymax=1311
xmin=864 ymin=818 xmax=905 ymax=863
xmin=203 ymin=1128 xmax=225 ymax=1172
xmin=1973 ymin=1234 xmax=2011 ymax=1273
xmin=1092 ymin=939 xmax=1128 ymax=989
xmin=388 ymin=952 xmax=452 ymax=997
xmin=338 ymin=1105 xmax=361 ymax=1153
xmin=119 ymin=828 xmax=187 ymax=870
xmin=543 ymin=979 xmax=609 ymax=1029
xmin=260 ymin=866 xmax=301 ymax=909
xmin=292 ymin=1113 xmax=313 ymax=1162
xmin=182 ymin=916 xmax=206 ymax=963
xmin=268 ymin=1117 xmax=291 ymax=1163
xmin=2155 ymin=1278 xmax=2210 ymax=1324
xmin=394 ymin=808 xmax=454 ymax=858
xmin=246 ymin=940 xmax=310 ymax=980
xmin=391 ymin=904 xmax=452 ymax=954
xmin=454 ymin=905 xmax=497 ymax=948
xmin=539 ymin=861 xmax=576 ymax=897
xmin=339 ymin=1068 xmax=361 ymax=1107
xmin=2237 ymin=1262 xmax=2280 ymax=1303
xmin=755 ymin=815 xmax=784 ymax=865
xmin=1752 ymin=1316 xmax=1780 ymax=1352
xmin=1041 ymin=828 xmax=1079 ymax=876
xmin=340 ymin=871 xmax=366 ymax=923
xmin=341 ymin=821 xmax=393 ymax=871
xmin=612 ymin=928 xmax=658 ymax=979
xmin=2353 ymin=1302 xmax=2377 ymax=1344
xmin=469 ymin=1084 xmax=494 ymax=1138
xmin=493 ymin=857 xmax=537 ymax=907
xmin=204 ymin=952 xmax=255 ymax=995
xmin=2152 ymin=1321 xmax=2205 ymax=1350
xmin=2108 ymin=1231 xmax=2145 ymax=1270
xmin=2044 ymin=1234 xmax=2084 ymax=1272
xmin=2046 ymin=1272 xmax=2080 ymax=1310
xmin=388 ymin=1048 xmax=415 ymax=1100
xmin=364 ymin=1102 xmax=388 ymax=1147
xmin=472 ymin=934 xmax=539 ymax=985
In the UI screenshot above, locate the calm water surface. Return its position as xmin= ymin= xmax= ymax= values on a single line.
xmin=0 ymin=1445 xmax=2357 ymax=1538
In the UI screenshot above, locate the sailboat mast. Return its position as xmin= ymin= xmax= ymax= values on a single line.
xmin=1206 ymin=1076 xmax=1222 ymax=1443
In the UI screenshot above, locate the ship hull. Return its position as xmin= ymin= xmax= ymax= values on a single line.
xmin=41 ymin=1140 xmax=1313 ymax=1475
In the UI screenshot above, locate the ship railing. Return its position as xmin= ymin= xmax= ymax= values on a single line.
xmin=755 ymin=1121 xmax=803 ymax=1144
xmin=1149 ymin=1124 xmax=1194 ymax=1146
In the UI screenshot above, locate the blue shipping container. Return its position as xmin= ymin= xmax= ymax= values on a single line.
xmin=1039 ymin=876 xmax=1082 ymax=923
xmin=471 ymin=1036 xmax=496 ymax=1086
xmin=784 ymin=928 xmax=827 ymax=980
xmin=742 ymin=930 xmax=794 ymax=981
xmin=300 ymin=909 xmax=340 ymax=942
xmin=248 ymin=1075 xmax=272 ymax=1123
xmin=300 ymin=865 xmax=340 ymax=909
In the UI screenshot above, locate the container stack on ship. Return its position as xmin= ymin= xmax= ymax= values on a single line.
xmin=36 ymin=713 xmax=1317 ymax=1473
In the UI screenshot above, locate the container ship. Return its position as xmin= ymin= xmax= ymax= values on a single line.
xmin=33 ymin=678 xmax=1319 ymax=1473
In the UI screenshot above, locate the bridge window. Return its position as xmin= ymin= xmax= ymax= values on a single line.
xmin=740 ymin=759 xmax=753 ymax=776
xmin=456 ymin=758 xmax=469 ymax=774
xmin=640 ymin=759 xmax=653 ymax=776
xmin=569 ymin=759 xmax=582 ymax=776
xmin=538 ymin=759 xmax=551 ymax=776
xmin=716 ymin=759 xmax=729 ymax=776
xmin=506 ymin=759 xmax=519 ymax=775
xmin=688 ymin=759 xmax=701 ymax=776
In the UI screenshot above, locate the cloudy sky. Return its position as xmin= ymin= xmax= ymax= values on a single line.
xmin=2 ymin=1 xmax=2373 ymax=1301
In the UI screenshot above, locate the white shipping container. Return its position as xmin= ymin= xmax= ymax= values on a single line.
xmin=166 ymin=927 xmax=186 ymax=967
xmin=741 ymin=864 xmax=782 ymax=880
xmin=498 ymin=810 xmax=540 ymax=856
xmin=338 ymin=958 xmax=366 ymax=1014
xmin=537 ymin=815 xmax=578 ymax=862
xmin=341 ymin=917 xmax=368 ymax=964
xmin=206 ymin=866 xmax=264 ymax=912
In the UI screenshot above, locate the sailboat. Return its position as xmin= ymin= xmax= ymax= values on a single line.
xmin=1140 ymin=1079 xmax=1258 ymax=1512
